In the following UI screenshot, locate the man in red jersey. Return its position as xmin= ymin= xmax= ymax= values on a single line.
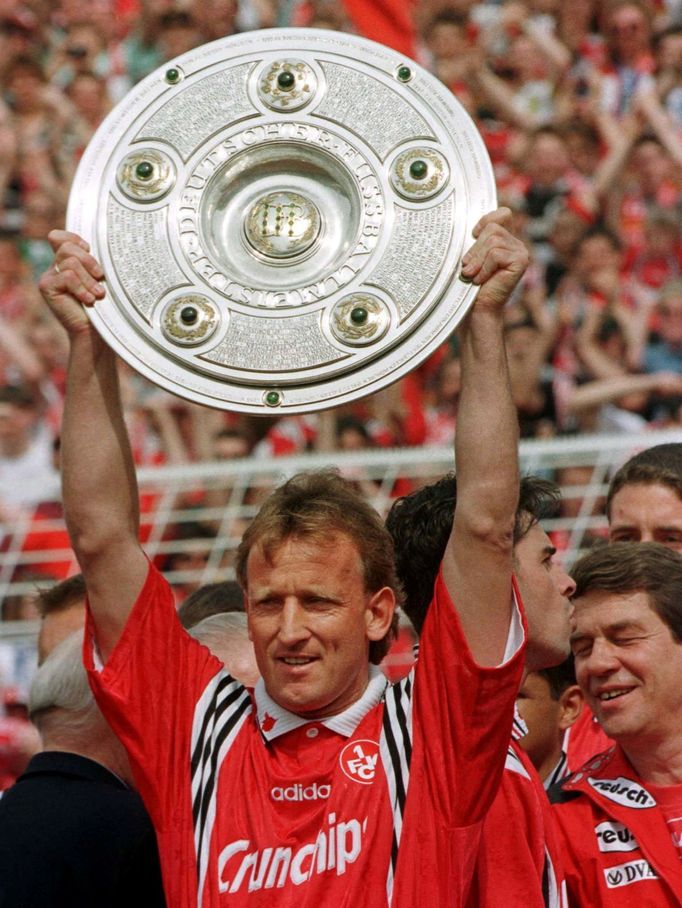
xmin=387 ymin=473 xmax=575 ymax=908
xmin=551 ymin=542 xmax=682 ymax=906
xmin=565 ymin=442 xmax=682 ymax=772
xmin=40 ymin=207 xmax=528 ymax=907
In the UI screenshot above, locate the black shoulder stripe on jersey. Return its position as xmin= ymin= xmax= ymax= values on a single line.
xmin=391 ymin=675 xmax=413 ymax=764
xmin=542 ymin=852 xmax=550 ymax=906
xmin=192 ymin=685 xmax=251 ymax=829
xmin=193 ymin=683 xmax=252 ymax=903
xmin=547 ymin=781 xmax=581 ymax=805
xmin=382 ymin=678 xmax=413 ymax=816
xmin=391 ymin=830 xmax=399 ymax=874
xmin=544 ymin=751 xmax=568 ymax=790
xmin=190 ymin=675 xmax=239 ymax=775
xmin=381 ymin=675 xmax=414 ymax=894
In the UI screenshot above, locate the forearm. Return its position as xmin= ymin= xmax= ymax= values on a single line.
xmin=444 ymin=305 xmax=519 ymax=665
xmin=432 ymin=212 xmax=527 ymax=665
xmin=62 ymin=329 xmax=138 ymax=544
xmin=566 ymin=372 xmax=656 ymax=413
xmin=456 ymin=306 xmax=519 ymax=540
xmin=592 ymin=116 xmax=637 ymax=197
xmin=0 ymin=319 xmax=44 ymax=384
xmin=471 ymin=67 xmax=536 ymax=131
xmin=61 ymin=326 xmax=147 ymax=655
xmin=637 ymin=91 xmax=682 ymax=166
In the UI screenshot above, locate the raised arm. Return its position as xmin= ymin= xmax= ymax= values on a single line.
xmin=39 ymin=231 xmax=148 ymax=661
xmin=442 ymin=209 xmax=528 ymax=666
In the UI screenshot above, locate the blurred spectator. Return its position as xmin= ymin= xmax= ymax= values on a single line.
xmin=425 ymin=11 xmax=475 ymax=103
xmin=156 ymin=9 xmax=202 ymax=61
xmin=0 ymin=384 xmax=56 ymax=509
xmin=47 ymin=20 xmax=112 ymax=91
xmin=195 ymin=0 xmax=239 ymax=43
xmin=160 ymin=518 xmax=216 ymax=603
xmin=653 ymin=25 xmax=682 ymax=132
xmin=598 ymin=0 xmax=656 ymax=119
xmin=18 ymin=191 xmax=61 ymax=280
xmin=625 ymin=205 xmax=681 ymax=290
xmin=3 ymin=55 xmax=83 ymax=212
xmin=644 ymin=279 xmax=682 ymax=373
xmin=66 ymin=71 xmax=111 ymax=137
xmin=518 ymin=127 xmax=593 ymax=255
xmin=0 ymin=236 xmax=41 ymax=326
xmin=610 ymin=135 xmax=679 ymax=252
xmin=542 ymin=204 xmax=590 ymax=296
xmin=422 ymin=349 xmax=461 ymax=445
xmin=504 ymin=283 xmax=559 ymax=437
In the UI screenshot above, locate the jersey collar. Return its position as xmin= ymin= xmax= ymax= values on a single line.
xmin=254 ymin=665 xmax=388 ymax=741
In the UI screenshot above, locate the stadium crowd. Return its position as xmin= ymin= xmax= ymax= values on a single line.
xmin=0 ymin=0 xmax=679 ymax=586
xmin=0 ymin=3 xmax=678 ymax=900
xmin=0 ymin=0 xmax=680 ymax=481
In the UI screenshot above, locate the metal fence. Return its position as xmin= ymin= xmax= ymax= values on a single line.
xmin=1 ymin=427 xmax=680 ymax=647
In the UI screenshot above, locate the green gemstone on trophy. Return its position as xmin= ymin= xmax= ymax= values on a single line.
xmin=409 ymin=159 xmax=428 ymax=180
xmin=397 ymin=65 xmax=412 ymax=82
xmin=165 ymin=67 xmax=180 ymax=83
xmin=180 ymin=306 xmax=198 ymax=325
xmin=265 ymin=390 xmax=281 ymax=406
xmin=135 ymin=161 xmax=154 ymax=180
xmin=350 ymin=306 xmax=368 ymax=325
xmin=277 ymin=70 xmax=296 ymax=90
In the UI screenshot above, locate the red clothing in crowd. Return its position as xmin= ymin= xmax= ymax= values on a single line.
xmin=0 ymin=716 xmax=34 ymax=790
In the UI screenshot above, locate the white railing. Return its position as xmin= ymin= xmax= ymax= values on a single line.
xmin=1 ymin=428 xmax=680 ymax=645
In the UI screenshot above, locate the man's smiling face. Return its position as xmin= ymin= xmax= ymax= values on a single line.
xmin=245 ymin=532 xmax=394 ymax=719
xmin=571 ymin=588 xmax=682 ymax=747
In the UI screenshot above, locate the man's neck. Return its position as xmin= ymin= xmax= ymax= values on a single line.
xmin=622 ymin=735 xmax=682 ymax=786
xmin=41 ymin=739 xmax=132 ymax=786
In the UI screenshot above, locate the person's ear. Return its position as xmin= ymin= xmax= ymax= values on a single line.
xmin=365 ymin=587 xmax=396 ymax=642
xmin=558 ymin=684 xmax=584 ymax=732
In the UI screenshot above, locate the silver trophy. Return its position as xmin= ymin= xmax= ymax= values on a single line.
xmin=67 ymin=28 xmax=496 ymax=414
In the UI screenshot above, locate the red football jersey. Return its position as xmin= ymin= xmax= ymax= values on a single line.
xmin=85 ymin=564 xmax=524 ymax=906
xmin=469 ymin=739 xmax=567 ymax=907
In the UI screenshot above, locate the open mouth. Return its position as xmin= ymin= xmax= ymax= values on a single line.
xmin=597 ymin=688 xmax=633 ymax=703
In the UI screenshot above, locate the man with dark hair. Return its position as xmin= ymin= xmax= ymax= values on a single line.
xmin=607 ymin=443 xmax=682 ymax=551
xmin=35 ymin=573 xmax=87 ymax=663
xmin=41 ymin=208 xmax=528 ymax=906
xmin=551 ymin=542 xmax=682 ymax=906
xmin=177 ymin=579 xmax=245 ymax=628
xmin=387 ymin=473 xmax=575 ymax=906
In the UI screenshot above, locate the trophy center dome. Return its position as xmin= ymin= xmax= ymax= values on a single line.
xmin=244 ymin=190 xmax=321 ymax=260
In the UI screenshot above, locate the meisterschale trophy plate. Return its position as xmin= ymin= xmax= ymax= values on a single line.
xmin=67 ymin=28 xmax=496 ymax=414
